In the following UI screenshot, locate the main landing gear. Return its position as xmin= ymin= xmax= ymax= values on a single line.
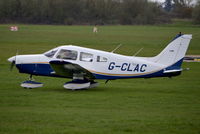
xmin=63 ymin=79 xmax=99 ymax=90
xmin=63 ymin=74 xmax=99 ymax=90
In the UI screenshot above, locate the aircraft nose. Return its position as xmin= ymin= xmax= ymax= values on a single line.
xmin=8 ymin=56 xmax=15 ymax=63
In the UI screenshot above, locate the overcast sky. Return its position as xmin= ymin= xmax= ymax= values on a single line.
xmin=150 ymin=0 xmax=165 ymax=3
xmin=150 ymin=0 xmax=197 ymax=4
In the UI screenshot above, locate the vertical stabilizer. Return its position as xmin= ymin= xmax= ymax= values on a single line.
xmin=150 ymin=34 xmax=192 ymax=67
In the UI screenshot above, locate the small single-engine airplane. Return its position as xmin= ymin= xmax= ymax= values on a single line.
xmin=8 ymin=34 xmax=192 ymax=90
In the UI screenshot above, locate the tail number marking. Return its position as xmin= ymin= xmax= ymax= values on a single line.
xmin=108 ymin=62 xmax=147 ymax=72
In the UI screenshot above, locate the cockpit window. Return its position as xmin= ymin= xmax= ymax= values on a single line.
xmin=56 ymin=49 xmax=77 ymax=60
xmin=44 ymin=49 xmax=58 ymax=58
xmin=80 ymin=52 xmax=93 ymax=62
xmin=97 ymin=56 xmax=107 ymax=62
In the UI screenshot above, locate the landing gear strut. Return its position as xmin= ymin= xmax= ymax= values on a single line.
xmin=28 ymin=74 xmax=34 ymax=81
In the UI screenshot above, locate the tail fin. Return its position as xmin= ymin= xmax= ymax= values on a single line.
xmin=150 ymin=34 xmax=192 ymax=67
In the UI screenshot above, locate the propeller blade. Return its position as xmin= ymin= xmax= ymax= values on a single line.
xmin=10 ymin=61 xmax=15 ymax=71
xmin=9 ymin=50 xmax=18 ymax=71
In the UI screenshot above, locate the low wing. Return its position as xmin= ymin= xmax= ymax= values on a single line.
xmin=49 ymin=60 xmax=95 ymax=79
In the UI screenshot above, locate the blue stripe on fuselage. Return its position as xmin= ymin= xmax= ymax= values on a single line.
xmin=16 ymin=63 xmax=63 ymax=77
xmin=92 ymin=70 xmax=165 ymax=79
xmin=92 ymin=58 xmax=184 ymax=79
xmin=15 ymin=58 xmax=183 ymax=79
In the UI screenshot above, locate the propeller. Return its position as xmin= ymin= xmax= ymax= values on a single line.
xmin=9 ymin=50 xmax=18 ymax=71
xmin=10 ymin=60 xmax=15 ymax=71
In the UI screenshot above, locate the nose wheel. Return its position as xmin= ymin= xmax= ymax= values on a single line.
xmin=21 ymin=75 xmax=43 ymax=89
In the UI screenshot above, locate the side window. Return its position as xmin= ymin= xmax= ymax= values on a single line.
xmin=80 ymin=52 xmax=93 ymax=62
xmin=56 ymin=49 xmax=77 ymax=60
xmin=97 ymin=56 xmax=107 ymax=62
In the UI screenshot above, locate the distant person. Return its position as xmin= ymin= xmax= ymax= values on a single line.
xmin=93 ymin=25 xmax=98 ymax=33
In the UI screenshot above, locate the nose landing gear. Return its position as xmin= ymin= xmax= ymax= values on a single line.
xmin=21 ymin=75 xmax=43 ymax=89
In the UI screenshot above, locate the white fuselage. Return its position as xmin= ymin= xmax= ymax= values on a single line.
xmin=8 ymin=45 xmax=172 ymax=79
xmin=7 ymin=34 xmax=192 ymax=89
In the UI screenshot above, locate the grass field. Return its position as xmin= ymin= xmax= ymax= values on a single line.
xmin=0 ymin=24 xmax=200 ymax=134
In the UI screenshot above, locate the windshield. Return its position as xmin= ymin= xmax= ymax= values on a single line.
xmin=44 ymin=48 xmax=58 ymax=58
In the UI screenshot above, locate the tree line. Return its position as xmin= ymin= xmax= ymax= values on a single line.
xmin=164 ymin=0 xmax=200 ymax=23
xmin=0 ymin=0 xmax=170 ymax=25
xmin=0 ymin=0 xmax=199 ymax=25
xmin=192 ymin=0 xmax=200 ymax=24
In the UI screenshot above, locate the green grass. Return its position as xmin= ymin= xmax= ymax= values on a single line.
xmin=0 ymin=24 xmax=200 ymax=134
xmin=162 ymin=19 xmax=197 ymax=27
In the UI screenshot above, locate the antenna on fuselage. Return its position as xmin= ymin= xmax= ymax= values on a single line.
xmin=133 ymin=47 xmax=143 ymax=56
xmin=111 ymin=44 xmax=122 ymax=53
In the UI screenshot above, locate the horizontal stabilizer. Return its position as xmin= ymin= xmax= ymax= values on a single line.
xmin=164 ymin=69 xmax=182 ymax=73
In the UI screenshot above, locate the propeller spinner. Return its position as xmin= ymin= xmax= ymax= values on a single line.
xmin=8 ymin=56 xmax=16 ymax=71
